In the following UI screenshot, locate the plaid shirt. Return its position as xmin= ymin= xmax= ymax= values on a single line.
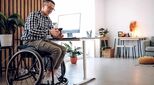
xmin=21 ymin=11 xmax=52 ymax=40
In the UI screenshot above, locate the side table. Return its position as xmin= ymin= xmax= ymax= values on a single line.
xmin=0 ymin=46 xmax=12 ymax=77
xmin=0 ymin=48 xmax=2 ymax=77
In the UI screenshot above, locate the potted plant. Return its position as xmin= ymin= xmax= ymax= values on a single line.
xmin=99 ymin=28 xmax=109 ymax=37
xmin=0 ymin=12 xmax=24 ymax=47
xmin=63 ymin=41 xmax=82 ymax=64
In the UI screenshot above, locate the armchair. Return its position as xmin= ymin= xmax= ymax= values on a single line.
xmin=143 ymin=36 xmax=154 ymax=56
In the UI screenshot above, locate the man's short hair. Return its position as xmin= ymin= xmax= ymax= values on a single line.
xmin=43 ymin=0 xmax=55 ymax=5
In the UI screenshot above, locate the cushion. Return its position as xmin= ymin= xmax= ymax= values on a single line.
xmin=138 ymin=56 xmax=154 ymax=64
xmin=150 ymin=37 xmax=154 ymax=46
xmin=145 ymin=46 xmax=154 ymax=52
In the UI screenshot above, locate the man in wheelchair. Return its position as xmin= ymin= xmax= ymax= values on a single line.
xmin=20 ymin=0 xmax=66 ymax=84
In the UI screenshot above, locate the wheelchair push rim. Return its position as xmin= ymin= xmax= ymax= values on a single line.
xmin=6 ymin=49 xmax=44 ymax=85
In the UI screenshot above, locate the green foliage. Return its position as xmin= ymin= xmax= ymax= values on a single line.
xmin=63 ymin=41 xmax=82 ymax=57
xmin=99 ymin=28 xmax=109 ymax=36
xmin=0 ymin=12 xmax=24 ymax=34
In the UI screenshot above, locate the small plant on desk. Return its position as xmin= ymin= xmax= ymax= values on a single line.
xmin=63 ymin=41 xmax=82 ymax=64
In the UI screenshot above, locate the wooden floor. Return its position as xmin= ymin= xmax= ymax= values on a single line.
xmin=1 ymin=57 xmax=154 ymax=85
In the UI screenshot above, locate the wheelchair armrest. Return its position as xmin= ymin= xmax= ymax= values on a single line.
xmin=18 ymin=45 xmax=51 ymax=56
xmin=17 ymin=45 xmax=34 ymax=49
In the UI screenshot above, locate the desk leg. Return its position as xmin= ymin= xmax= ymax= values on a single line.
xmin=73 ymin=40 xmax=95 ymax=85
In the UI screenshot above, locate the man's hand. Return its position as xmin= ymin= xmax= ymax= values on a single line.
xmin=49 ymin=28 xmax=63 ymax=39
xmin=57 ymin=34 xmax=64 ymax=39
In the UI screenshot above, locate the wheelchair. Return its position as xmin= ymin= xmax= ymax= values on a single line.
xmin=6 ymin=45 xmax=68 ymax=85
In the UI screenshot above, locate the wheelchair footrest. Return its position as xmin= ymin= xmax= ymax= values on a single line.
xmin=40 ymin=77 xmax=68 ymax=85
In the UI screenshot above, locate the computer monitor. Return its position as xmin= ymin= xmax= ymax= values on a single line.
xmin=58 ymin=13 xmax=81 ymax=38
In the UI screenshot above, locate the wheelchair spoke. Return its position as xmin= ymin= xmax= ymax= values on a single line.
xmin=6 ymin=50 xmax=43 ymax=85
xmin=6 ymin=49 xmax=67 ymax=85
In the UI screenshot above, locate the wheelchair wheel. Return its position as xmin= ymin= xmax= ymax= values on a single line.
xmin=6 ymin=49 xmax=44 ymax=85
xmin=56 ymin=61 xmax=68 ymax=85
xmin=42 ymin=57 xmax=68 ymax=85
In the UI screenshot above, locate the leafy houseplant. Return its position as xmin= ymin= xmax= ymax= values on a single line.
xmin=63 ymin=41 xmax=82 ymax=64
xmin=99 ymin=28 xmax=109 ymax=37
xmin=0 ymin=12 xmax=24 ymax=47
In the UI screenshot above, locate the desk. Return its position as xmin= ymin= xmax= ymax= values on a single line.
xmin=53 ymin=37 xmax=98 ymax=84
xmin=72 ymin=37 xmax=100 ymax=85
xmin=117 ymin=37 xmax=146 ymax=57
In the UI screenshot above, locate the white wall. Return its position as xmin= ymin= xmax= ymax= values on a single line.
xmin=50 ymin=0 xmax=95 ymax=37
xmin=95 ymin=0 xmax=105 ymax=57
xmin=49 ymin=0 xmax=97 ymax=57
xmin=104 ymin=0 xmax=154 ymax=47
xmin=49 ymin=0 xmax=154 ymax=57
xmin=95 ymin=0 xmax=105 ymax=34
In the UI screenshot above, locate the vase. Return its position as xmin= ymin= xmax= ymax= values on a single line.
xmin=70 ymin=57 xmax=77 ymax=64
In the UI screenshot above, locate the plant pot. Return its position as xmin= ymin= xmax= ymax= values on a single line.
xmin=0 ymin=34 xmax=12 ymax=47
xmin=70 ymin=57 xmax=77 ymax=64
